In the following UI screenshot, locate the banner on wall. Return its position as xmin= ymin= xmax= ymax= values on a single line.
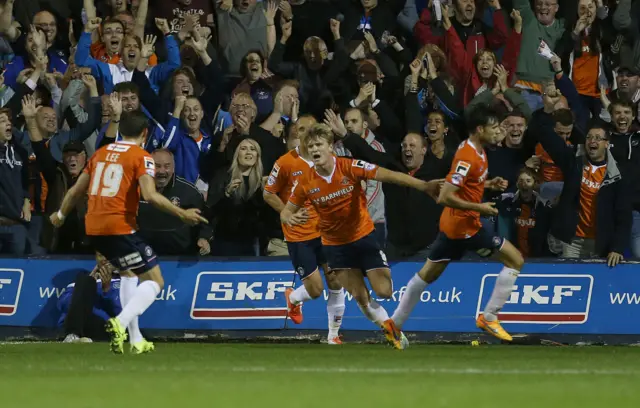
xmin=1 ymin=258 xmax=640 ymax=334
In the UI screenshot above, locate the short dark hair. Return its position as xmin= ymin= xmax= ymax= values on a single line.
xmin=119 ymin=111 xmax=148 ymax=138
xmin=466 ymin=106 xmax=500 ymax=133
xmin=504 ymin=110 xmax=527 ymax=122
xmin=587 ymin=120 xmax=610 ymax=139
xmin=427 ymin=110 xmax=449 ymax=128
xmin=609 ymin=98 xmax=635 ymax=114
xmin=239 ymin=50 xmax=266 ymax=79
xmin=113 ymin=81 xmax=140 ymax=96
xmin=102 ymin=18 xmax=125 ymax=33
xmin=0 ymin=108 xmax=12 ymax=121
xmin=344 ymin=107 xmax=368 ymax=123
xmin=552 ymin=109 xmax=574 ymax=127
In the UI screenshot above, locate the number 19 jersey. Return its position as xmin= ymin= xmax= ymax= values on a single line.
xmin=84 ymin=141 xmax=155 ymax=236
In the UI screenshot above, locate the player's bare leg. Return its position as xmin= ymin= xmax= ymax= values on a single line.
xmin=106 ymin=266 xmax=164 ymax=354
xmin=285 ymin=268 xmax=324 ymax=324
xmin=335 ymin=268 xmax=405 ymax=349
xmin=477 ymin=240 xmax=524 ymax=342
xmin=392 ymin=260 xmax=449 ymax=329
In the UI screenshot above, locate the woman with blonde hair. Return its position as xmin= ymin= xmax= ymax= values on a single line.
xmin=206 ymin=138 xmax=266 ymax=256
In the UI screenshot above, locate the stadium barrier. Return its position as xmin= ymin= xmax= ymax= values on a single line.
xmin=1 ymin=257 xmax=640 ymax=338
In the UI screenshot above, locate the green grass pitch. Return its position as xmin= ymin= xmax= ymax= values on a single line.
xmin=1 ymin=342 xmax=639 ymax=407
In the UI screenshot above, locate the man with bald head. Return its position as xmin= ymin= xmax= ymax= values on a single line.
xmin=137 ymin=148 xmax=213 ymax=256
xmin=335 ymin=112 xmax=454 ymax=257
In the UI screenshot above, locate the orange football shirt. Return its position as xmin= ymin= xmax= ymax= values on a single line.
xmin=264 ymin=149 xmax=320 ymax=242
xmin=84 ymin=141 xmax=155 ymax=236
xmin=576 ymin=163 xmax=606 ymax=239
xmin=289 ymin=157 xmax=378 ymax=246
xmin=440 ymin=140 xmax=488 ymax=239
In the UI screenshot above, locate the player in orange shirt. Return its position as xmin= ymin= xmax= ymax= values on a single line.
xmin=390 ymin=106 xmax=525 ymax=342
xmin=50 ymin=111 xmax=207 ymax=354
xmin=263 ymin=116 xmax=346 ymax=345
xmin=280 ymin=118 xmax=442 ymax=350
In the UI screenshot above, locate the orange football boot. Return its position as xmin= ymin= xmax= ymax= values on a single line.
xmin=285 ymin=288 xmax=303 ymax=324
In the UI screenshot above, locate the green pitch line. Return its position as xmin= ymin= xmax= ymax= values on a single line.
xmin=1 ymin=343 xmax=639 ymax=408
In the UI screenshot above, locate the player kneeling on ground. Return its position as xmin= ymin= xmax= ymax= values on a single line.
xmin=280 ymin=119 xmax=442 ymax=349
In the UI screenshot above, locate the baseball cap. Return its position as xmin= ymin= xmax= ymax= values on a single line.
xmin=62 ymin=140 xmax=87 ymax=155
xmin=617 ymin=64 xmax=640 ymax=77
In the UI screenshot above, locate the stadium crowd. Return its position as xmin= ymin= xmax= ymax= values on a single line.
xmin=0 ymin=0 xmax=638 ymax=265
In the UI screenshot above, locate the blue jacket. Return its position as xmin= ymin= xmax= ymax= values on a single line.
xmin=56 ymin=278 xmax=122 ymax=327
xmin=95 ymin=106 xmax=166 ymax=152
xmin=164 ymin=116 xmax=212 ymax=183
xmin=75 ymin=32 xmax=181 ymax=94
xmin=4 ymin=49 xmax=68 ymax=91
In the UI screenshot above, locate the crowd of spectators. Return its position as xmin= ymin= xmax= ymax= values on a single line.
xmin=0 ymin=0 xmax=638 ymax=265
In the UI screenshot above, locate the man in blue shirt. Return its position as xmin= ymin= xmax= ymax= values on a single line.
xmin=59 ymin=256 xmax=122 ymax=343
xmin=75 ymin=17 xmax=180 ymax=94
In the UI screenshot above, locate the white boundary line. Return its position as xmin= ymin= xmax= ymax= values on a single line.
xmin=5 ymin=363 xmax=639 ymax=376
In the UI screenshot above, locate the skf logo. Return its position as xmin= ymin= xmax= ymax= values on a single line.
xmin=477 ymin=274 xmax=593 ymax=324
xmin=190 ymin=271 xmax=294 ymax=319
xmin=0 ymin=269 xmax=24 ymax=316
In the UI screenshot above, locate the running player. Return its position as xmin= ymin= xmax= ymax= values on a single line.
xmin=390 ymin=106 xmax=524 ymax=342
xmin=50 ymin=110 xmax=207 ymax=354
xmin=264 ymin=115 xmax=346 ymax=344
xmin=280 ymin=119 xmax=442 ymax=350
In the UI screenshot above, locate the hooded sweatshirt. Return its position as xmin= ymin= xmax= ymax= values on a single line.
xmin=0 ymin=140 xmax=30 ymax=221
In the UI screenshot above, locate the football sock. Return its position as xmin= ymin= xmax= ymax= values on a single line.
xmin=119 ymin=276 xmax=144 ymax=344
xmin=357 ymin=299 xmax=389 ymax=326
xmin=483 ymin=267 xmax=519 ymax=322
xmin=117 ymin=280 xmax=161 ymax=329
xmin=290 ymin=285 xmax=312 ymax=305
xmin=391 ymin=273 xmax=428 ymax=329
xmin=327 ymin=288 xmax=345 ymax=338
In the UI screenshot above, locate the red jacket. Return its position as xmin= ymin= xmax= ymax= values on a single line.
xmin=414 ymin=8 xmax=507 ymax=51
xmin=445 ymin=27 xmax=522 ymax=106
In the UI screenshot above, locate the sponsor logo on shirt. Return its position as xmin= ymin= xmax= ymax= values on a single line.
xmin=352 ymin=159 xmax=374 ymax=170
xmin=311 ymin=186 xmax=354 ymax=204
xmin=454 ymin=161 xmax=471 ymax=176
xmin=271 ymin=164 xmax=280 ymax=177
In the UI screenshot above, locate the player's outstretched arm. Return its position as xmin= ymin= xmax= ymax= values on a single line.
xmin=139 ymin=175 xmax=208 ymax=226
xmin=50 ymin=173 xmax=91 ymax=228
xmin=437 ymin=182 xmax=498 ymax=216
xmin=374 ymin=167 xmax=443 ymax=199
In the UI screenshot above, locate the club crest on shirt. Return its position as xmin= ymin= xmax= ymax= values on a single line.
xmin=341 ymin=177 xmax=350 ymax=185
xmin=451 ymin=173 xmax=463 ymax=186
xmin=267 ymin=175 xmax=276 ymax=186
xmin=170 ymin=197 xmax=180 ymax=206
xmin=144 ymin=246 xmax=153 ymax=257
